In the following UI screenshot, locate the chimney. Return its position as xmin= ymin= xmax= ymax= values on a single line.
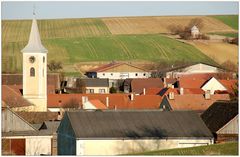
xmin=163 ymin=77 xmax=167 ymax=87
xmin=106 ymin=97 xmax=109 ymax=108
xmin=114 ymin=105 xmax=117 ymax=110
xmin=130 ymin=93 xmax=134 ymax=101
xmin=82 ymin=96 xmax=88 ymax=105
xmin=143 ymin=88 xmax=146 ymax=95
xmin=205 ymin=90 xmax=211 ymax=100
xmin=169 ymin=92 xmax=174 ymax=100
xmin=180 ymin=88 xmax=184 ymax=95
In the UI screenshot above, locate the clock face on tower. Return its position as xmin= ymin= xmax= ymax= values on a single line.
xmin=29 ymin=56 xmax=35 ymax=63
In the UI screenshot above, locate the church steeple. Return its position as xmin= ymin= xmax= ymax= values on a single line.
xmin=21 ymin=13 xmax=47 ymax=53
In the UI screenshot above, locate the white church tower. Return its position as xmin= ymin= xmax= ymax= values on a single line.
xmin=21 ymin=13 xmax=47 ymax=111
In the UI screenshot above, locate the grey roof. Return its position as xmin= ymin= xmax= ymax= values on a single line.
xmin=201 ymin=101 xmax=238 ymax=133
xmin=80 ymin=78 xmax=109 ymax=87
xmin=21 ymin=17 xmax=47 ymax=53
xmin=61 ymin=110 xmax=213 ymax=139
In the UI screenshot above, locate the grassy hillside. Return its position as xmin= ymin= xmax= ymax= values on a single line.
xmin=212 ymin=15 xmax=238 ymax=30
xmin=3 ymin=15 xmax=235 ymax=73
xmin=129 ymin=142 xmax=238 ymax=155
xmin=2 ymin=34 xmax=214 ymax=73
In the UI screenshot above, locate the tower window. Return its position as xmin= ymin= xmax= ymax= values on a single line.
xmin=30 ymin=67 xmax=35 ymax=77
xmin=43 ymin=56 xmax=45 ymax=63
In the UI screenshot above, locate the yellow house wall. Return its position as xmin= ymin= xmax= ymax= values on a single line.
xmin=76 ymin=138 xmax=213 ymax=155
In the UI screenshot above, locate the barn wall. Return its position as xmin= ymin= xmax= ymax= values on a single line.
xmin=57 ymin=115 xmax=76 ymax=155
xmin=217 ymin=115 xmax=238 ymax=134
xmin=76 ymin=138 xmax=213 ymax=155
xmin=25 ymin=136 xmax=51 ymax=155
xmin=2 ymin=108 xmax=35 ymax=132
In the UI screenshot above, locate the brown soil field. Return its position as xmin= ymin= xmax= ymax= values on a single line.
xmin=102 ymin=16 xmax=236 ymax=35
xmin=189 ymin=41 xmax=238 ymax=65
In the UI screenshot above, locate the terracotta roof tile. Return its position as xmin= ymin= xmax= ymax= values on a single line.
xmin=89 ymin=99 xmax=107 ymax=109
xmin=47 ymin=93 xmax=162 ymax=110
xmin=2 ymin=85 xmax=33 ymax=108
xmin=178 ymin=77 xmax=207 ymax=89
xmin=131 ymin=78 xmax=164 ymax=94
xmin=16 ymin=112 xmax=59 ymax=124
xmin=219 ymin=79 xmax=238 ymax=95
xmin=167 ymin=94 xmax=230 ymax=111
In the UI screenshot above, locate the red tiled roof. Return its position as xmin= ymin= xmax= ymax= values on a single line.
xmin=47 ymin=93 xmax=162 ymax=110
xmin=131 ymin=78 xmax=164 ymax=94
xmin=178 ymin=77 xmax=207 ymax=89
xmin=87 ymin=62 xmax=146 ymax=72
xmin=89 ymin=99 xmax=107 ymax=109
xmin=167 ymin=94 xmax=230 ymax=111
xmin=145 ymin=87 xmax=163 ymax=95
xmin=219 ymin=79 xmax=238 ymax=95
xmin=182 ymin=88 xmax=205 ymax=94
xmin=2 ymin=85 xmax=33 ymax=108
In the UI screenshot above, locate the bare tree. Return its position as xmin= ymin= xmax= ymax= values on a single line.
xmin=47 ymin=60 xmax=63 ymax=72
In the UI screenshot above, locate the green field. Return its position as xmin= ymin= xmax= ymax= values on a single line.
xmin=2 ymin=34 xmax=215 ymax=73
xmin=4 ymin=16 xmax=237 ymax=73
xmin=212 ymin=15 xmax=238 ymax=30
xmin=128 ymin=142 xmax=238 ymax=155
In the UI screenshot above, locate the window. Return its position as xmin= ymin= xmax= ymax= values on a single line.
xmin=143 ymin=73 xmax=146 ymax=76
xmin=111 ymin=73 xmax=113 ymax=76
xmin=135 ymin=73 xmax=138 ymax=76
xmin=99 ymin=89 xmax=105 ymax=93
xmin=86 ymin=89 xmax=94 ymax=93
xmin=103 ymin=73 xmax=105 ymax=76
xmin=30 ymin=67 xmax=35 ymax=77
xmin=43 ymin=56 xmax=45 ymax=63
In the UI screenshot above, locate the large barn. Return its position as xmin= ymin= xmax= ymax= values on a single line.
xmin=57 ymin=110 xmax=213 ymax=155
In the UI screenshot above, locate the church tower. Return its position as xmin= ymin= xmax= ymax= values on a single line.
xmin=21 ymin=14 xmax=47 ymax=111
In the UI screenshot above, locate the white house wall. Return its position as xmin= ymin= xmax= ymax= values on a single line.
xmin=201 ymin=77 xmax=227 ymax=95
xmin=97 ymin=72 xmax=150 ymax=79
xmin=217 ymin=115 xmax=239 ymax=134
xmin=25 ymin=137 xmax=52 ymax=155
xmin=76 ymin=138 xmax=213 ymax=155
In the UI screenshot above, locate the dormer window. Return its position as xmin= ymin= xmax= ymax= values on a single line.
xmin=43 ymin=56 xmax=45 ymax=63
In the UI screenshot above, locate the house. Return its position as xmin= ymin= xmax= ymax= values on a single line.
xmin=128 ymin=78 xmax=164 ymax=94
xmin=159 ymin=93 xmax=230 ymax=113
xmin=47 ymin=93 xmax=163 ymax=111
xmin=57 ymin=110 xmax=213 ymax=155
xmin=201 ymin=101 xmax=238 ymax=143
xmin=2 ymin=73 xmax=60 ymax=94
xmin=178 ymin=77 xmax=237 ymax=96
xmin=201 ymin=77 xmax=227 ymax=95
xmin=65 ymin=78 xmax=109 ymax=94
xmin=191 ymin=25 xmax=200 ymax=38
xmin=154 ymin=63 xmax=226 ymax=78
xmin=2 ymin=85 xmax=34 ymax=111
xmin=85 ymin=62 xmax=151 ymax=87
xmin=2 ymin=107 xmax=60 ymax=155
